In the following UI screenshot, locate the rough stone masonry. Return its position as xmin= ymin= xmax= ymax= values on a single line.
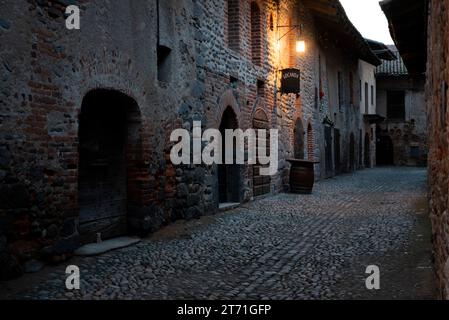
xmin=0 ymin=0 xmax=381 ymax=279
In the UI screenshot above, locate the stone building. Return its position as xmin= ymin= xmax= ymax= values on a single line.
xmin=375 ymin=46 xmax=427 ymax=167
xmin=0 ymin=0 xmax=379 ymax=279
xmin=362 ymin=39 xmax=397 ymax=169
xmin=381 ymin=0 xmax=448 ymax=299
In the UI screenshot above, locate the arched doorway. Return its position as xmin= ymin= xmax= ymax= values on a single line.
xmin=349 ymin=132 xmax=355 ymax=171
xmin=377 ymin=135 xmax=394 ymax=166
xmin=293 ymin=118 xmax=305 ymax=159
xmin=78 ymin=89 xmax=142 ymax=243
xmin=364 ymin=133 xmax=371 ymax=168
xmin=253 ymin=109 xmax=271 ymax=197
xmin=218 ymin=107 xmax=241 ymax=204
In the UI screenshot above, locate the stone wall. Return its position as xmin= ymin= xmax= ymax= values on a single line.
xmin=376 ymin=76 xmax=427 ymax=166
xmin=0 ymin=0 xmax=200 ymax=279
xmin=0 ymin=0 xmax=372 ymax=279
xmin=426 ymin=0 xmax=449 ymax=300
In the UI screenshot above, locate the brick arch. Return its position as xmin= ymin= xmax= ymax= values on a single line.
xmin=78 ymin=89 xmax=150 ymax=243
xmin=77 ymin=74 xmax=146 ymax=118
xmin=212 ymin=89 xmax=241 ymax=129
xmin=251 ymin=97 xmax=272 ymax=127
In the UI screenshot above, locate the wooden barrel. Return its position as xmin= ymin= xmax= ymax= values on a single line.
xmin=288 ymin=159 xmax=316 ymax=194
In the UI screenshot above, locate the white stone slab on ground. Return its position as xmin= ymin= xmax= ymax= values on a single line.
xmin=218 ymin=202 xmax=240 ymax=211
xmin=74 ymin=237 xmax=141 ymax=256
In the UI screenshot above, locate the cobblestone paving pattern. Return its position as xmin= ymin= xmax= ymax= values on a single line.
xmin=0 ymin=168 xmax=437 ymax=300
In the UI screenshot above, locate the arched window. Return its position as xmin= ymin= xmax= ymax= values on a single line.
xmin=250 ymin=2 xmax=262 ymax=66
xmin=307 ymin=124 xmax=314 ymax=160
xmin=227 ymin=0 xmax=240 ymax=52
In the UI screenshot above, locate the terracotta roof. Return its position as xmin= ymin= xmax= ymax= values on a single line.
xmin=376 ymin=46 xmax=408 ymax=75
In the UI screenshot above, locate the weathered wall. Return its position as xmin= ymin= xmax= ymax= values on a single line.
xmin=0 ymin=0 xmax=200 ymax=278
xmin=377 ymin=76 xmax=427 ymax=166
xmin=320 ymin=44 xmax=363 ymax=176
xmin=426 ymin=0 xmax=449 ymax=300
xmin=0 ymin=0 xmax=372 ymax=279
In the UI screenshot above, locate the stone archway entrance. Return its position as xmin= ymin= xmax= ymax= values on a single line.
xmin=78 ymin=89 xmax=142 ymax=243
xmin=218 ymin=106 xmax=241 ymax=205
xmin=253 ymin=109 xmax=271 ymax=197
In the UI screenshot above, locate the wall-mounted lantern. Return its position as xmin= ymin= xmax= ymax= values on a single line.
xmin=296 ymin=40 xmax=306 ymax=53
xmin=277 ymin=23 xmax=305 ymax=54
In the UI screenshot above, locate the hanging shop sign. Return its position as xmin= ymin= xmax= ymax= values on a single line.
xmin=280 ymin=68 xmax=301 ymax=94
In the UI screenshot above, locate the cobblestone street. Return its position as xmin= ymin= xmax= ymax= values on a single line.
xmin=0 ymin=168 xmax=437 ymax=300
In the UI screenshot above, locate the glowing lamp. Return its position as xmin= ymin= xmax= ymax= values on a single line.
xmin=296 ymin=40 xmax=306 ymax=53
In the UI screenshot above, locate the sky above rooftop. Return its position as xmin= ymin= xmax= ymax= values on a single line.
xmin=340 ymin=0 xmax=394 ymax=45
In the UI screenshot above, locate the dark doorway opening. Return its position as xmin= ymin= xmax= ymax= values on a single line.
xmin=364 ymin=133 xmax=371 ymax=168
xmin=218 ymin=107 xmax=241 ymax=204
xmin=377 ymin=135 xmax=394 ymax=166
xmin=78 ymin=90 xmax=142 ymax=243
xmin=334 ymin=129 xmax=341 ymax=173
xmin=253 ymin=110 xmax=271 ymax=197
xmin=349 ymin=132 xmax=355 ymax=171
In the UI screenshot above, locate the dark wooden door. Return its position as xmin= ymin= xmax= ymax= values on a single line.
xmin=218 ymin=107 xmax=240 ymax=203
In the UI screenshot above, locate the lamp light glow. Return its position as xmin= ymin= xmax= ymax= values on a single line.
xmin=296 ymin=40 xmax=306 ymax=53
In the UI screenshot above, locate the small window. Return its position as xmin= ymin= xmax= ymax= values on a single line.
xmin=257 ymin=80 xmax=265 ymax=96
xmin=371 ymin=85 xmax=374 ymax=105
xmin=365 ymin=82 xmax=369 ymax=114
xmin=387 ymin=91 xmax=405 ymax=120
xmin=359 ymin=80 xmax=362 ymax=102
xmin=230 ymin=76 xmax=239 ymax=88
xmin=157 ymin=45 xmax=172 ymax=83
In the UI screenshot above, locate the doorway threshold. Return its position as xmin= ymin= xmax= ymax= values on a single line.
xmin=219 ymin=202 xmax=241 ymax=212
xmin=74 ymin=236 xmax=141 ymax=257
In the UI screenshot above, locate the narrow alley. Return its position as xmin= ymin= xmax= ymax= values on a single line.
xmin=0 ymin=168 xmax=436 ymax=300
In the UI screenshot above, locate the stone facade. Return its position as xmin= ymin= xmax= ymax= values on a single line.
xmin=359 ymin=59 xmax=377 ymax=168
xmin=0 ymin=0 xmax=378 ymax=279
xmin=426 ymin=0 xmax=449 ymax=300
xmin=376 ymin=48 xmax=427 ymax=167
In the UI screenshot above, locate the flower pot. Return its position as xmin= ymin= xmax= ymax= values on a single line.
xmin=287 ymin=159 xmax=319 ymax=194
